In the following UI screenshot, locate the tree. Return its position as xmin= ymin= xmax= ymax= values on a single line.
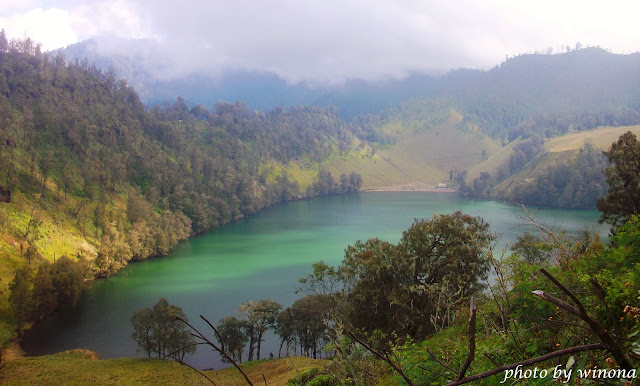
xmin=31 ymin=264 xmax=57 ymax=318
xmin=239 ymin=299 xmax=281 ymax=361
xmin=275 ymin=307 xmax=296 ymax=357
xmin=216 ymin=316 xmax=249 ymax=363
xmin=9 ymin=266 xmax=33 ymax=337
xmin=342 ymin=211 xmax=494 ymax=338
xmin=49 ymin=255 xmax=85 ymax=309
xmin=597 ymin=131 xmax=640 ymax=230
xmin=0 ymin=29 xmax=8 ymax=53
xmin=130 ymin=298 xmax=196 ymax=360
xmin=510 ymin=232 xmax=551 ymax=264
xmin=290 ymin=295 xmax=328 ymax=358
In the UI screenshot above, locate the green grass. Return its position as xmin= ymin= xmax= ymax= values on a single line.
xmin=323 ymin=109 xmax=502 ymax=189
xmin=0 ymin=350 xmax=326 ymax=386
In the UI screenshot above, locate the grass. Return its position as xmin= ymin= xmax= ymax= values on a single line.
xmin=0 ymin=350 xmax=326 ymax=386
xmin=324 ymin=109 xmax=502 ymax=189
xmin=545 ymin=125 xmax=640 ymax=153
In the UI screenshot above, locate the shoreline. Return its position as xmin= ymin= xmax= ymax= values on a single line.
xmin=365 ymin=185 xmax=458 ymax=193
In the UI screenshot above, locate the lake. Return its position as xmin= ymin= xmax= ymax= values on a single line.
xmin=22 ymin=192 xmax=607 ymax=369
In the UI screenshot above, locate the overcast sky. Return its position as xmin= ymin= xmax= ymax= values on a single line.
xmin=2 ymin=0 xmax=640 ymax=85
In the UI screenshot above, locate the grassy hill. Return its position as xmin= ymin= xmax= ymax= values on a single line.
xmin=545 ymin=125 xmax=640 ymax=152
xmin=465 ymin=124 xmax=640 ymax=188
xmin=0 ymin=349 xmax=326 ymax=385
xmin=324 ymin=105 xmax=502 ymax=190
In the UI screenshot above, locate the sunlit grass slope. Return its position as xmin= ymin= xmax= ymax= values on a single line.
xmin=545 ymin=124 xmax=640 ymax=152
xmin=0 ymin=350 xmax=326 ymax=386
xmin=324 ymin=109 xmax=502 ymax=189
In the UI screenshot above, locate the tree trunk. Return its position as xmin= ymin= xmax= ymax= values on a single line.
xmin=247 ymin=325 xmax=255 ymax=361
xmin=256 ymin=330 xmax=263 ymax=360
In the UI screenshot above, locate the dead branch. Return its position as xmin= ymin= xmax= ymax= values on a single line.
xmin=446 ymin=343 xmax=605 ymax=386
xmin=537 ymin=268 xmax=633 ymax=370
xmin=520 ymin=203 xmax=566 ymax=265
xmin=531 ymin=290 xmax=581 ymax=317
xmin=176 ymin=315 xmax=254 ymax=385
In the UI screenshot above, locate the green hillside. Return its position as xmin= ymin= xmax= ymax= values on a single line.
xmin=0 ymin=41 xmax=366 ymax=345
xmin=462 ymin=125 xmax=640 ymax=207
xmin=324 ymin=101 xmax=502 ymax=190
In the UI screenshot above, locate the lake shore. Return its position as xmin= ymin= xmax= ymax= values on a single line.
xmin=366 ymin=184 xmax=458 ymax=192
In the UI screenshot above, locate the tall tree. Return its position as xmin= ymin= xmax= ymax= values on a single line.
xmin=239 ymin=299 xmax=281 ymax=361
xmin=9 ymin=266 xmax=33 ymax=337
xmin=130 ymin=298 xmax=196 ymax=360
xmin=216 ymin=317 xmax=249 ymax=363
xmin=597 ymin=131 xmax=640 ymax=230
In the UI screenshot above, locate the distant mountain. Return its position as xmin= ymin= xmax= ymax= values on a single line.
xmin=56 ymin=39 xmax=640 ymax=133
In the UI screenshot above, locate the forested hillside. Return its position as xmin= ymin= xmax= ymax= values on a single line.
xmin=0 ymin=35 xmax=363 ymax=341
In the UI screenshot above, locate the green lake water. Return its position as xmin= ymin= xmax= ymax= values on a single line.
xmin=22 ymin=192 xmax=607 ymax=369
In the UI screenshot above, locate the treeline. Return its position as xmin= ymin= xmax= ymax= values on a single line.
xmin=457 ymin=96 xmax=640 ymax=141
xmin=131 ymin=296 xmax=329 ymax=364
xmin=306 ymin=170 xmax=362 ymax=197
xmin=0 ymin=33 xmax=363 ymax=284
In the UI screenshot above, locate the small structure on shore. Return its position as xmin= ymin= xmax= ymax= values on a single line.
xmin=436 ymin=183 xmax=447 ymax=190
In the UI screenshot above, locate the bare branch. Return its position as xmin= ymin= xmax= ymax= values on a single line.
xmin=171 ymin=357 xmax=217 ymax=385
xmin=483 ymin=353 xmax=500 ymax=368
xmin=200 ymin=315 xmax=226 ymax=353
xmin=175 ymin=315 xmax=255 ymax=386
xmin=447 ymin=343 xmax=605 ymax=386
xmin=531 ymin=290 xmax=581 ymax=318
xmin=538 ymin=268 xmax=633 ymax=370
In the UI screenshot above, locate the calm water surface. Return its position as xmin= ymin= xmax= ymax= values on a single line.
xmin=23 ymin=192 xmax=607 ymax=369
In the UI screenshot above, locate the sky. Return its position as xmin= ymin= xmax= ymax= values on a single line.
xmin=1 ymin=0 xmax=640 ymax=85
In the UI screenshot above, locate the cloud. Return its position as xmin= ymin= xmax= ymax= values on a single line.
xmin=3 ymin=0 xmax=640 ymax=85
xmin=0 ymin=7 xmax=77 ymax=50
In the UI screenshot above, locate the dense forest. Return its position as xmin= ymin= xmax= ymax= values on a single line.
xmin=0 ymin=33 xmax=363 ymax=340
